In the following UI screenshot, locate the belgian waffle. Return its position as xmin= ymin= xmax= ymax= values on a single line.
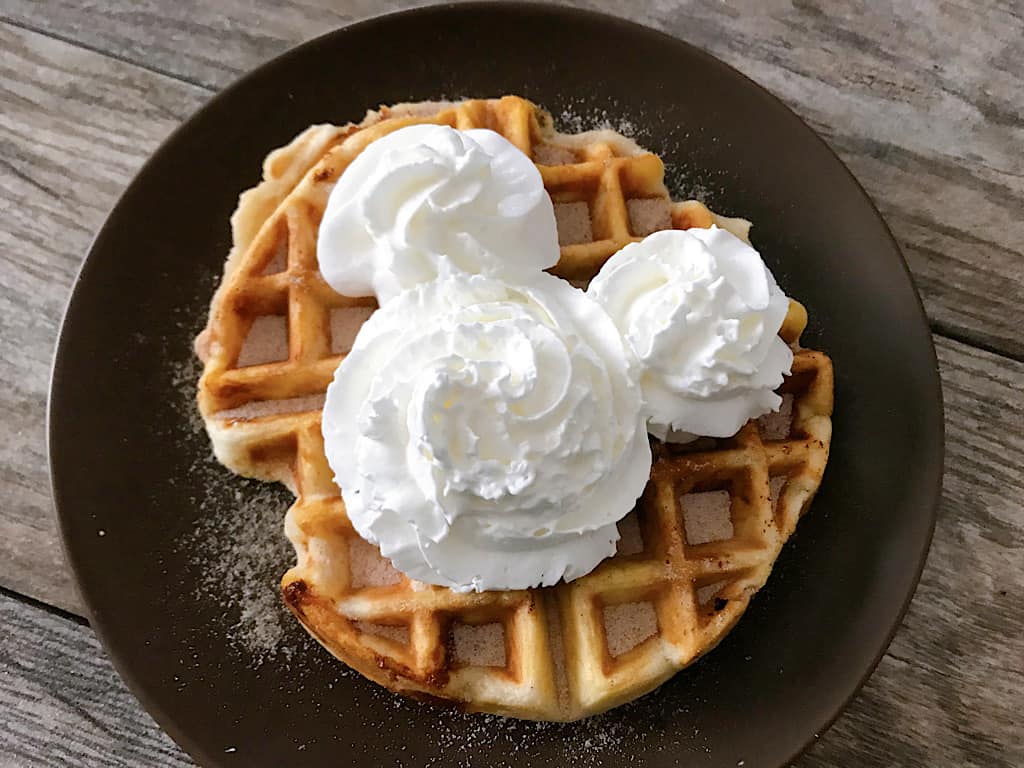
xmin=196 ymin=96 xmax=834 ymax=721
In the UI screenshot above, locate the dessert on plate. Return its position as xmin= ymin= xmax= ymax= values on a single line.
xmin=195 ymin=96 xmax=833 ymax=721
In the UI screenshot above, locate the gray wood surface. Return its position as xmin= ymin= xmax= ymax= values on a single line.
xmin=0 ymin=1 xmax=1021 ymax=766
xmin=0 ymin=592 xmax=190 ymax=768
xmin=5 ymin=0 xmax=1022 ymax=356
xmin=0 ymin=22 xmax=208 ymax=613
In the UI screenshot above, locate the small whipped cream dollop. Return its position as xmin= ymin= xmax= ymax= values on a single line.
xmin=588 ymin=227 xmax=792 ymax=442
xmin=322 ymin=272 xmax=651 ymax=592
xmin=317 ymin=125 xmax=559 ymax=304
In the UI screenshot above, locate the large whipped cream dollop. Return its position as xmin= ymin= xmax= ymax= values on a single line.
xmin=322 ymin=272 xmax=651 ymax=592
xmin=588 ymin=227 xmax=792 ymax=442
xmin=317 ymin=124 xmax=559 ymax=303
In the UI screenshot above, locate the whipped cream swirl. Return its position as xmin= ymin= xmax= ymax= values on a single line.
xmin=588 ymin=227 xmax=792 ymax=442
xmin=322 ymin=273 xmax=651 ymax=592
xmin=317 ymin=124 xmax=559 ymax=303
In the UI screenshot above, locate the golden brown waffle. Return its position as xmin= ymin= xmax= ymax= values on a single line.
xmin=196 ymin=96 xmax=834 ymax=721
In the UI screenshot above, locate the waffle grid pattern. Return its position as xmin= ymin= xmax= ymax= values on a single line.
xmin=195 ymin=96 xmax=834 ymax=720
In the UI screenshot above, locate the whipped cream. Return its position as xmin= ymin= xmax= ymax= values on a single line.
xmin=588 ymin=227 xmax=792 ymax=442
xmin=317 ymin=125 xmax=559 ymax=303
xmin=321 ymin=272 xmax=651 ymax=592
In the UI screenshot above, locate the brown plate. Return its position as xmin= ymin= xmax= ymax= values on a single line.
xmin=49 ymin=4 xmax=943 ymax=766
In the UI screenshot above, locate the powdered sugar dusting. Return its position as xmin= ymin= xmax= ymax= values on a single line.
xmin=554 ymin=98 xmax=728 ymax=208
xmin=556 ymin=98 xmax=639 ymax=139
xmin=170 ymin=344 xmax=297 ymax=665
xmin=398 ymin=697 xmax=670 ymax=768
xmin=186 ymin=482 xmax=296 ymax=664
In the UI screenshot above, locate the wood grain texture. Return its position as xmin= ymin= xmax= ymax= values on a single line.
xmin=0 ymin=592 xmax=191 ymax=768
xmin=800 ymin=335 xmax=1024 ymax=768
xmin=0 ymin=335 xmax=1019 ymax=768
xmin=0 ymin=23 xmax=208 ymax=613
xmin=0 ymin=1 xmax=1022 ymax=765
xmin=4 ymin=0 xmax=1023 ymax=358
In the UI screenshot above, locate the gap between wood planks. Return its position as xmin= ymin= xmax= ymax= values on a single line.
xmin=0 ymin=13 xmax=217 ymax=92
xmin=0 ymin=584 xmax=88 ymax=627
xmin=931 ymin=325 xmax=1024 ymax=365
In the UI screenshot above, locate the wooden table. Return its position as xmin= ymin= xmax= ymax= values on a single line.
xmin=1 ymin=1 xmax=1021 ymax=765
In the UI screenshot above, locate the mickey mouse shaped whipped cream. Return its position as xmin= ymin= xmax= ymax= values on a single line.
xmin=317 ymin=124 xmax=791 ymax=592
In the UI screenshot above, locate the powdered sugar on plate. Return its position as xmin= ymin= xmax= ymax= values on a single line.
xmin=555 ymin=97 xmax=640 ymax=139
xmin=167 ymin=292 xmax=298 ymax=666
xmin=554 ymin=96 xmax=726 ymax=206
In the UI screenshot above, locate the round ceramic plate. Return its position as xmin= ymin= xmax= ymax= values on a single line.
xmin=50 ymin=4 xmax=943 ymax=767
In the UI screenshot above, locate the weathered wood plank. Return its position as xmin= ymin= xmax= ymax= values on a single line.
xmin=0 ymin=335 xmax=1019 ymax=767
xmin=0 ymin=23 xmax=209 ymax=613
xmin=0 ymin=592 xmax=192 ymax=767
xmin=802 ymin=334 xmax=1024 ymax=768
xmin=0 ymin=3 xmax=1022 ymax=765
xmin=4 ymin=0 xmax=1023 ymax=357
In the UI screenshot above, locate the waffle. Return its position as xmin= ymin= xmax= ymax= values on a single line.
xmin=195 ymin=96 xmax=834 ymax=721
